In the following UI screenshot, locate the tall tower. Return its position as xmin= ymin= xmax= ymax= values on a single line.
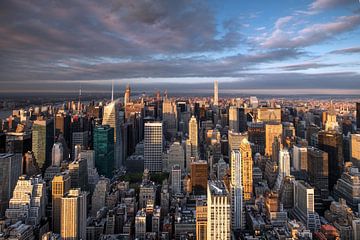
xmin=265 ymin=123 xmax=283 ymax=157
xmin=214 ymin=80 xmax=218 ymax=106
xmin=351 ymin=134 xmax=360 ymax=168
xmin=102 ymin=100 xmax=121 ymax=167
xmin=230 ymin=150 xmax=244 ymax=230
xmin=93 ymin=125 xmax=114 ymax=177
xmin=124 ymin=84 xmax=131 ymax=106
xmin=61 ymin=189 xmax=87 ymax=240
xmin=144 ymin=122 xmax=163 ymax=172
xmin=207 ymin=180 xmax=230 ymax=240
xmin=32 ymin=118 xmax=54 ymax=170
xmin=52 ymin=173 xmax=71 ymax=233
xmin=279 ymin=149 xmax=291 ymax=178
xmin=240 ymin=138 xmax=253 ymax=201
xmin=229 ymin=106 xmax=239 ymax=132
xmin=189 ymin=116 xmax=198 ymax=159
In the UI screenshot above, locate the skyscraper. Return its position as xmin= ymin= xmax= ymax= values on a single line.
xmin=188 ymin=116 xmax=198 ymax=159
xmin=0 ymin=153 xmax=22 ymax=216
xmin=265 ymin=123 xmax=283 ymax=157
xmin=144 ymin=122 xmax=163 ymax=172
xmin=5 ymin=175 xmax=46 ymax=225
xmin=52 ymin=173 xmax=71 ymax=233
xmin=52 ymin=142 xmax=63 ymax=167
xmin=93 ymin=125 xmax=114 ymax=177
xmin=171 ymin=165 xmax=181 ymax=194
xmin=357 ymin=102 xmax=360 ymax=131
xmin=293 ymin=145 xmax=308 ymax=171
xmin=307 ymin=147 xmax=329 ymax=198
xmin=190 ymin=160 xmax=208 ymax=192
xmin=318 ymin=130 xmax=343 ymax=190
xmin=350 ymin=134 xmax=360 ymax=168
xmin=240 ymin=138 xmax=253 ymax=201
xmin=103 ymin=100 xmax=122 ymax=167
xmin=207 ymin=180 xmax=230 ymax=240
xmin=61 ymin=189 xmax=87 ymax=240
xmin=196 ymin=202 xmax=207 ymax=240
xmin=124 ymin=84 xmax=131 ymax=106
xmin=279 ymin=149 xmax=291 ymax=178
xmin=230 ymin=150 xmax=244 ymax=230
xmin=293 ymin=180 xmax=320 ymax=232
xmin=32 ymin=118 xmax=54 ymax=170
xmin=214 ymin=80 xmax=218 ymax=106
xmin=162 ymin=99 xmax=177 ymax=139
xmin=229 ymin=106 xmax=239 ymax=132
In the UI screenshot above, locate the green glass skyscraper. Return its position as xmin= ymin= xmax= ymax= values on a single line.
xmin=93 ymin=125 xmax=114 ymax=177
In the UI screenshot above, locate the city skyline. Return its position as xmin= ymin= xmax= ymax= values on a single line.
xmin=0 ymin=0 xmax=360 ymax=93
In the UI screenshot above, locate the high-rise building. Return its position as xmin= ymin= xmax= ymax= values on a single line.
xmin=333 ymin=166 xmax=360 ymax=210
xmin=228 ymin=130 xmax=247 ymax=157
xmin=5 ymin=175 xmax=46 ymax=225
xmin=164 ymin=141 xmax=185 ymax=171
xmin=307 ymin=147 xmax=329 ymax=198
xmin=350 ymin=134 xmax=360 ymax=168
xmin=190 ymin=160 xmax=208 ymax=192
xmin=162 ymin=99 xmax=177 ymax=139
xmin=52 ymin=173 xmax=71 ymax=233
xmin=171 ymin=165 xmax=181 ymax=194
xmin=318 ymin=130 xmax=344 ymax=190
xmin=61 ymin=189 xmax=87 ymax=240
xmin=124 ymin=84 xmax=131 ymax=106
xmin=257 ymin=107 xmax=281 ymax=123
xmin=52 ymin=142 xmax=63 ymax=167
xmin=144 ymin=122 xmax=163 ymax=172
xmin=91 ymin=177 xmax=110 ymax=216
xmin=279 ymin=149 xmax=290 ymax=178
xmin=293 ymin=180 xmax=320 ymax=232
xmin=265 ymin=123 xmax=283 ymax=157
xmin=23 ymin=151 xmax=40 ymax=177
xmin=228 ymin=106 xmax=239 ymax=132
xmin=69 ymin=158 xmax=88 ymax=190
xmin=240 ymin=138 xmax=253 ymax=201
xmin=103 ymin=100 xmax=122 ymax=168
xmin=207 ymin=180 xmax=230 ymax=240
xmin=325 ymin=102 xmax=339 ymax=132
xmin=32 ymin=118 xmax=54 ymax=170
xmin=135 ymin=209 xmax=146 ymax=239
xmin=248 ymin=122 xmax=265 ymax=155
xmin=357 ymin=102 xmax=360 ymax=131
xmin=293 ymin=145 xmax=308 ymax=171
xmin=230 ymin=150 xmax=244 ymax=230
xmin=214 ymin=80 xmax=218 ymax=106
xmin=5 ymin=131 xmax=32 ymax=154
xmin=0 ymin=153 xmax=22 ymax=216
xmin=188 ymin=116 xmax=198 ymax=159
xmin=94 ymin=125 xmax=114 ymax=177
xmin=196 ymin=202 xmax=207 ymax=240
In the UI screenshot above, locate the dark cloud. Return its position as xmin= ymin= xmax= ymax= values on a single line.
xmin=280 ymin=63 xmax=338 ymax=71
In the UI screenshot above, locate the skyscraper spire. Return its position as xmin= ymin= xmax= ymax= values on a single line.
xmin=111 ymin=80 xmax=114 ymax=102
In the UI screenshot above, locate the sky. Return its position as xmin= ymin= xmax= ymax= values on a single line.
xmin=0 ymin=0 xmax=360 ymax=94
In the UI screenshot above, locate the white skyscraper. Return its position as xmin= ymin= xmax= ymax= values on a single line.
xmin=230 ymin=150 xmax=244 ymax=230
xmin=144 ymin=122 xmax=163 ymax=172
xmin=52 ymin=142 xmax=63 ymax=166
xmin=279 ymin=149 xmax=291 ymax=178
xmin=214 ymin=80 xmax=218 ymax=106
xmin=207 ymin=180 xmax=230 ymax=240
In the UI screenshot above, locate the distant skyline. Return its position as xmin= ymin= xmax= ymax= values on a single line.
xmin=1 ymin=0 xmax=360 ymax=93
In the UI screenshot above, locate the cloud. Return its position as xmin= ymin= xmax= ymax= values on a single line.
xmin=280 ymin=63 xmax=338 ymax=71
xmin=309 ymin=0 xmax=356 ymax=11
xmin=262 ymin=15 xmax=360 ymax=48
xmin=329 ymin=47 xmax=360 ymax=54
